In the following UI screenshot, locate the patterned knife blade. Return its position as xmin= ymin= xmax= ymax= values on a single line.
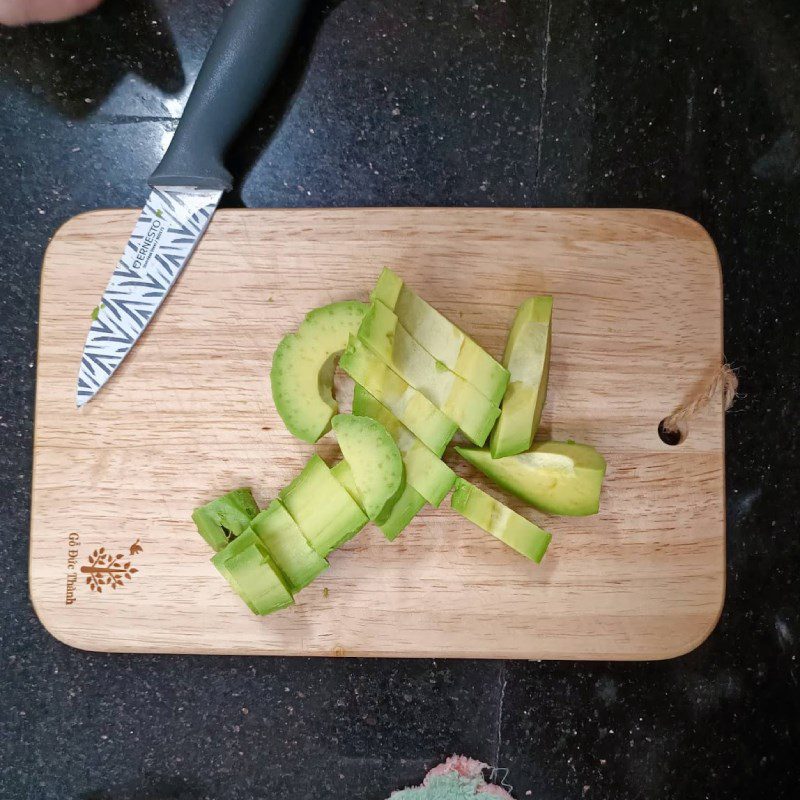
xmin=76 ymin=186 xmax=222 ymax=407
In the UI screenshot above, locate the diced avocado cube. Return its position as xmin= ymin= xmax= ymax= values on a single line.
xmin=377 ymin=483 xmax=426 ymax=541
xmin=191 ymin=488 xmax=259 ymax=552
xmin=457 ymin=441 xmax=606 ymax=516
xmin=271 ymin=301 xmax=368 ymax=444
xmin=450 ymin=478 xmax=552 ymax=563
xmin=490 ymin=296 xmax=553 ymax=458
xmin=279 ymin=455 xmax=368 ymax=557
xmin=212 ymin=530 xmax=294 ymax=615
xmin=340 ymin=336 xmax=456 ymax=455
xmin=353 ymin=384 xmax=455 ymax=507
xmin=250 ymin=500 xmax=329 ymax=592
xmin=372 ymin=268 xmax=509 ymax=405
xmin=358 ymin=300 xmax=501 ymax=446
xmin=332 ymin=414 xmax=405 ymax=520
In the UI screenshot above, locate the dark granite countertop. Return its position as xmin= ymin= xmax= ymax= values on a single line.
xmin=1 ymin=1 xmax=798 ymax=798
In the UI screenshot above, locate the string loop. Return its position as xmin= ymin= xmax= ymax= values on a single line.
xmin=661 ymin=361 xmax=738 ymax=437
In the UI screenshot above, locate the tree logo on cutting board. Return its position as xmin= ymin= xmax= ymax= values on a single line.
xmin=80 ymin=539 xmax=142 ymax=593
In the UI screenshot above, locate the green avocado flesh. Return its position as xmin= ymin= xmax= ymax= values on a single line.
xmin=279 ymin=455 xmax=368 ymax=556
xmin=330 ymin=460 xmax=364 ymax=510
xmin=457 ymin=441 xmax=606 ymax=516
xmin=353 ymin=384 xmax=455 ymax=506
xmin=270 ymin=301 xmax=368 ymax=443
xmin=332 ymin=458 xmax=425 ymax=541
xmin=211 ymin=530 xmax=294 ymax=615
xmin=358 ymin=300 xmax=500 ymax=446
xmin=377 ymin=483 xmax=426 ymax=541
xmin=339 ymin=336 xmax=457 ymax=454
xmin=192 ymin=488 xmax=259 ymax=552
xmin=490 ymin=296 xmax=553 ymax=459
xmin=249 ymin=500 xmax=328 ymax=591
xmin=372 ymin=268 xmax=509 ymax=405
xmin=450 ymin=478 xmax=552 ymax=563
xmin=332 ymin=414 xmax=405 ymax=520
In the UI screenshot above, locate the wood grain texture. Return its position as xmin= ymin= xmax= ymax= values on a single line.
xmin=30 ymin=208 xmax=726 ymax=660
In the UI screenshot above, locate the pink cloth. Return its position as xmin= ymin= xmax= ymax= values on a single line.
xmin=399 ymin=755 xmax=515 ymax=798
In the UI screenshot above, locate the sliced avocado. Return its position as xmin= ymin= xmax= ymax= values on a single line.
xmin=217 ymin=550 xmax=293 ymax=615
xmin=372 ymin=266 xmax=403 ymax=308
xmin=279 ymin=455 xmax=368 ymax=556
xmin=212 ymin=525 xmax=263 ymax=561
xmin=353 ymin=384 xmax=455 ymax=506
xmin=358 ymin=300 xmax=501 ymax=446
xmin=249 ymin=500 xmax=328 ymax=591
xmin=330 ymin=460 xmax=365 ymax=512
xmin=270 ymin=301 xmax=368 ymax=443
xmin=372 ymin=267 xmax=509 ymax=405
xmin=376 ymin=483 xmax=426 ymax=541
xmin=490 ymin=296 xmax=553 ymax=458
xmin=192 ymin=488 xmax=260 ymax=552
xmin=457 ymin=441 xmax=606 ymax=516
xmin=211 ymin=553 xmax=260 ymax=614
xmin=332 ymin=414 xmax=404 ymax=520
xmin=332 ymin=459 xmax=425 ymax=541
xmin=212 ymin=530 xmax=294 ymax=615
xmin=339 ymin=336 xmax=457 ymax=455
xmin=450 ymin=478 xmax=552 ymax=563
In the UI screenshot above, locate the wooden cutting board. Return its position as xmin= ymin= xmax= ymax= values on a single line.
xmin=31 ymin=208 xmax=726 ymax=660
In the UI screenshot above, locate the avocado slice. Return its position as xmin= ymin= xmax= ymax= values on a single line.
xmin=192 ymin=488 xmax=259 ymax=552
xmin=249 ymin=500 xmax=329 ymax=591
xmin=353 ymin=384 xmax=455 ymax=507
xmin=450 ymin=478 xmax=552 ymax=563
xmin=329 ymin=459 xmax=365 ymax=511
xmin=271 ymin=301 xmax=368 ymax=443
xmin=376 ymin=483 xmax=426 ymax=541
xmin=211 ymin=530 xmax=294 ymax=615
xmin=332 ymin=459 xmax=425 ymax=541
xmin=490 ymin=296 xmax=553 ymax=459
xmin=279 ymin=454 xmax=368 ymax=557
xmin=456 ymin=441 xmax=606 ymax=516
xmin=358 ymin=300 xmax=501 ymax=446
xmin=211 ymin=526 xmax=261 ymax=566
xmin=340 ymin=336 xmax=457 ymax=455
xmin=332 ymin=414 xmax=405 ymax=520
xmin=372 ymin=268 xmax=509 ymax=405
xmin=371 ymin=265 xmax=403 ymax=307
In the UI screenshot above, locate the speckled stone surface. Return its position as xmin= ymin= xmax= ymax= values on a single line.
xmin=1 ymin=1 xmax=798 ymax=798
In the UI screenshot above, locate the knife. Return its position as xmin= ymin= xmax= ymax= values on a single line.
xmin=76 ymin=0 xmax=309 ymax=407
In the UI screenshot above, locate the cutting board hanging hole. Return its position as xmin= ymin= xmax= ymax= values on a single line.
xmin=659 ymin=361 xmax=738 ymax=445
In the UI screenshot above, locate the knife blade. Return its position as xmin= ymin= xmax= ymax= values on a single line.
xmin=76 ymin=187 xmax=221 ymax=406
xmin=76 ymin=0 xmax=309 ymax=407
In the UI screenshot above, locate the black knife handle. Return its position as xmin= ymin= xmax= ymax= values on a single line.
xmin=150 ymin=0 xmax=308 ymax=190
